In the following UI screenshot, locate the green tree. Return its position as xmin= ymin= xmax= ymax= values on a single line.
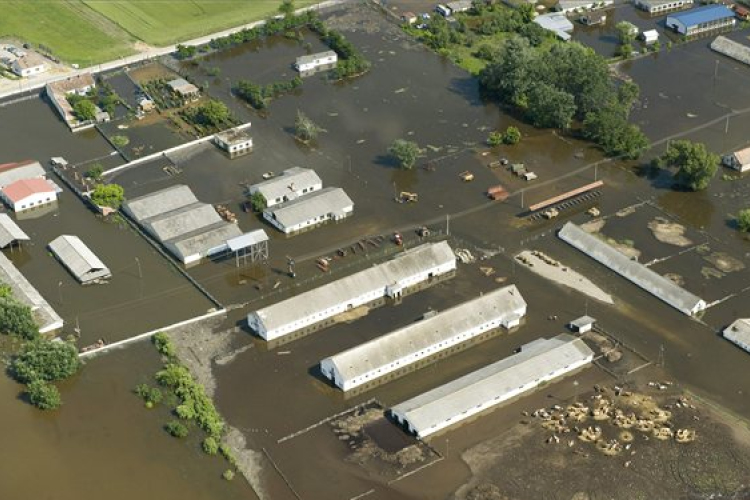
xmin=583 ymin=108 xmax=649 ymax=159
xmin=0 ymin=299 xmax=39 ymax=340
xmin=517 ymin=3 xmax=536 ymax=23
xmin=388 ymin=139 xmax=420 ymax=169
xmin=10 ymin=340 xmax=81 ymax=384
xmin=250 ymin=192 xmax=267 ymax=213
xmin=525 ymin=82 xmax=576 ymax=129
xmin=73 ymin=99 xmax=97 ymax=121
xmin=294 ymin=110 xmax=323 ymax=143
xmin=175 ymin=44 xmax=197 ymax=60
xmin=153 ymin=332 xmax=176 ymax=358
xmin=196 ymin=100 xmax=231 ymax=127
xmin=736 ymin=208 xmax=750 ymax=232
xmin=615 ymin=21 xmax=637 ymax=44
xmin=487 ymin=131 xmax=503 ymax=147
xmin=203 ymin=437 xmax=220 ymax=455
xmin=85 ymin=163 xmax=104 ymax=181
xmin=91 ymin=183 xmax=125 ymax=209
xmin=278 ymin=0 xmax=295 ymax=17
xmin=655 ymin=140 xmax=719 ymax=191
xmin=26 ymin=380 xmax=62 ymax=410
xmin=0 ymin=283 xmax=12 ymax=299
xmin=502 ymin=126 xmax=522 ymax=145
xmin=165 ymin=420 xmax=189 ymax=438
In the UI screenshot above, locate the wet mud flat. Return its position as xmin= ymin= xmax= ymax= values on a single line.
xmin=453 ymin=375 xmax=750 ymax=500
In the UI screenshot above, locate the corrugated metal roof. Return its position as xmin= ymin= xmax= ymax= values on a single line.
xmin=558 ymin=222 xmax=706 ymax=316
xmin=123 ymin=184 xmax=198 ymax=221
xmin=323 ymin=285 xmax=527 ymax=385
xmin=265 ymin=187 xmax=353 ymax=229
xmin=0 ymin=252 xmax=63 ymax=333
xmin=668 ymin=4 xmax=734 ymax=27
xmin=253 ymin=241 xmax=456 ymax=333
xmin=250 ymin=167 xmax=321 ymax=203
xmin=226 ymin=230 xmax=268 ymax=251
xmin=534 ymin=13 xmax=574 ymax=38
xmin=723 ymin=319 xmax=750 ymax=348
xmin=0 ymin=213 xmax=29 ymax=248
xmin=0 ymin=161 xmax=45 ymax=188
xmin=144 ymin=203 xmax=223 ymax=241
xmin=48 ymin=235 xmax=111 ymax=283
xmin=391 ymin=335 xmax=594 ymax=437
xmin=166 ymin=221 xmax=242 ymax=261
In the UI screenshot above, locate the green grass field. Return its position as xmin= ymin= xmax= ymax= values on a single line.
xmin=0 ymin=1 xmax=319 ymax=66
xmin=0 ymin=1 xmax=136 ymax=65
xmin=82 ymin=0 xmax=320 ymax=47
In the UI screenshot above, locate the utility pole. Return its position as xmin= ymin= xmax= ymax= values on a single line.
xmin=58 ymin=281 xmax=64 ymax=305
xmin=446 ymin=214 xmax=450 ymax=236
xmin=134 ymin=257 xmax=142 ymax=279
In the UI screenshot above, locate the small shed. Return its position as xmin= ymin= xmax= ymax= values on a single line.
xmin=0 ymin=213 xmax=30 ymax=249
xmin=487 ymin=185 xmax=508 ymax=201
xmin=522 ymin=171 xmax=538 ymax=181
xmin=569 ymin=315 xmax=596 ymax=333
xmin=511 ymin=163 xmax=526 ymax=175
xmin=641 ymin=29 xmax=660 ymax=44
xmin=401 ymin=12 xmax=418 ymax=24
xmin=48 ymin=235 xmax=111 ymax=284
xmin=167 ymin=78 xmax=200 ymax=99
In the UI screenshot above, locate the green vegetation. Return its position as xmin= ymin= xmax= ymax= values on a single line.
xmin=0 ymin=299 xmax=40 ymax=340
xmin=85 ymin=164 xmax=104 ymax=181
xmin=165 ymin=420 xmax=189 ymax=438
xmin=110 ymin=135 xmax=130 ymax=147
xmin=91 ymin=183 xmax=125 ymax=209
xmin=153 ymin=332 xmax=176 ymax=358
xmin=738 ymin=209 xmax=750 ymax=232
xmin=310 ymin=21 xmax=371 ymax=80
xmin=134 ymin=383 xmax=163 ymax=407
xmin=222 ymin=469 xmax=235 ymax=481
xmin=72 ymin=99 xmax=97 ymax=122
xmin=250 ymin=192 xmax=267 ymax=213
xmin=389 ymin=139 xmax=421 ymax=170
xmin=235 ymin=78 xmax=303 ymax=110
xmin=479 ymin=37 xmax=648 ymax=158
xmin=10 ymin=340 xmax=81 ymax=384
xmin=654 ymin=140 xmax=719 ymax=191
xmin=183 ymin=99 xmax=234 ymax=130
xmin=26 ymin=380 xmax=62 ymax=411
xmin=203 ymin=437 xmax=220 ymax=455
xmin=294 ymin=110 xmax=323 ymax=143
xmin=502 ymin=126 xmax=522 ymax=145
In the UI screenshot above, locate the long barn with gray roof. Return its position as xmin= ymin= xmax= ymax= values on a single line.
xmin=390 ymin=334 xmax=594 ymax=439
xmin=558 ymin=222 xmax=706 ymax=316
xmin=320 ymin=285 xmax=527 ymax=393
xmin=247 ymin=241 xmax=457 ymax=343
xmin=48 ymin=235 xmax=111 ymax=284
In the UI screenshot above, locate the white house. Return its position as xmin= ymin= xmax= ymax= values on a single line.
xmin=248 ymin=167 xmax=322 ymax=208
xmin=390 ymin=335 xmax=595 ymax=439
xmin=247 ymin=241 xmax=457 ymax=342
xmin=0 ymin=178 xmax=58 ymax=212
xmin=295 ymin=51 xmax=337 ymax=72
xmin=634 ymin=0 xmax=693 ymax=14
xmin=723 ymin=147 xmax=750 ymax=173
xmin=213 ymin=125 xmax=253 ymax=158
xmin=11 ymin=53 xmax=48 ymax=77
xmin=263 ymin=187 xmax=353 ymax=234
xmin=320 ymin=285 xmax=528 ymax=393
xmin=556 ymin=0 xmax=613 ymax=14
xmin=641 ymin=29 xmax=660 ymax=44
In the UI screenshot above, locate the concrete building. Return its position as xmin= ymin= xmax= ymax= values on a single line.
xmin=569 ymin=315 xmax=596 ymax=333
xmin=0 ymin=214 xmax=30 ymax=249
xmin=320 ymin=285 xmax=528 ymax=393
xmin=295 ymin=51 xmax=338 ymax=72
xmin=722 ymin=147 xmax=750 ymax=172
xmin=45 ymin=74 xmax=106 ymax=130
xmin=10 ymin=53 xmax=48 ymax=77
xmin=48 ymin=235 xmax=111 ymax=284
xmin=123 ymin=184 xmax=242 ymax=265
xmin=167 ymin=78 xmax=200 ymax=100
xmin=0 ymin=160 xmax=46 ymax=189
xmin=666 ymin=5 xmax=735 ymax=35
xmin=558 ymin=222 xmax=706 ymax=316
xmin=248 ymin=167 xmax=322 ymax=208
xmin=641 ymin=29 xmax=660 ymax=44
xmin=723 ymin=319 xmax=750 ymax=353
xmin=1 ymin=178 xmax=58 ymax=212
xmin=556 ymin=0 xmax=613 ymax=13
xmin=263 ymin=187 xmax=353 ymax=234
xmin=213 ymin=125 xmax=253 ymax=158
xmin=446 ymin=0 xmax=473 ymax=14
xmin=634 ymin=0 xmax=693 ymax=14
xmin=390 ymin=334 xmax=594 ymax=439
xmin=247 ymin=241 xmax=457 ymax=343
xmin=534 ymin=13 xmax=575 ymax=41
xmin=0 ymin=252 xmax=63 ymax=334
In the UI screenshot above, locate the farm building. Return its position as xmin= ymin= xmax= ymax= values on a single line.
xmin=634 ymin=0 xmax=693 ymax=14
xmin=320 ymin=285 xmax=528 ymax=393
xmin=580 ymin=12 xmax=608 ymax=25
xmin=0 ymin=160 xmax=46 ymax=189
xmin=247 ymin=167 xmax=322 ymax=208
xmin=401 ymin=12 xmax=418 ymax=24
xmin=213 ymin=125 xmax=253 ymax=158
xmin=0 ymin=252 xmax=63 ymax=334
xmin=558 ymin=222 xmax=706 ymax=316
xmin=262 ymin=187 xmax=353 ymax=234
xmin=10 ymin=53 xmax=48 ymax=77
xmin=446 ymin=0 xmax=473 ymax=13
xmin=45 ymin=74 xmax=108 ymax=130
xmin=556 ymin=0 xmax=613 ymax=13
xmin=123 ymin=184 xmax=242 ymax=265
xmin=0 ymin=214 xmax=29 ymax=249
xmin=641 ymin=29 xmax=660 ymax=44
xmin=295 ymin=51 xmax=337 ymax=73
xmin=569 ymin=315 xmax=596 ymax=333
xmin=167 ymin=78 xmax=200 ymax=100
xmin=48 ymin=235 xmax=111 ymax=284
xmin=534 ymin=13 xmax=575 ymax=41
xmin=247 ymin=241 xmax=457 ymax=342
xmin=722 ymin=147 xmax=750 ymax=172
xmin=390 ymin=334 xmax=595 ymax=439
xmin=0 ymin=178 xmax=58 ymax=213
xmin=723 ymin=319 xmax=750 ymax=353
xmin=666 ymin=5 xmax=735 ymax=35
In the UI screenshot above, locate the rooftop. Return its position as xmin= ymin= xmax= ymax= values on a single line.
xmin=168 ymin=78 xmax=199 ymax=95
xmin=723 ymin=319 xmax=750 ymax=346
xmin=0 ymin=161 xmax=45 ymax=188
xmin=47 ymin=73 xmax=95 ymax=95
xmin=2 ymin=178 xmax=56 ymax=203
xmin=391 ymin=335 xmax=594 ymax=436
xmin=668 ymin=4 xmax=734 ymax=25
xmin=534 ymin=13 xmax=575 ymax=40
xmin=296 ymin=51 xmax=337 ymax=65
xmin=226 ymin=229 xmax=269 ymax=252
xmin=215 ymin=126 xmax=252 ymax=144
xmin=165 ymin=221 xmax=242 ymax=261
xmin=323 ymin=285 xmax=527 ymax=384
xmin=570 ymin=315 xmax=596 ymax=328
xmin=0 ymin=213 xmax=30 ymax=248
xmin=0 ymin=252 xmax=63 ymax=334
xmin=12 ymin=52 xmax=47 ymax=70
xmin=733 ymin=146 xmax=750 ymax=165
xmin=144 ymin=203 xmax=224 ymax=242
xmin=265 ymin=187 xmax=353 ymax=229
xmin=250 ymin=167 xmax=322 ymax=202
xmin=123 ymin=184 xmax=198 ymax=221
xmin=48 ymin=235 xmax=111 ymax=283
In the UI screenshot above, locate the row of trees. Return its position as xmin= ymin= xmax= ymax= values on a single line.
xmin=235 ymin=77 xmax=303 ymax=110
xmin=308 ymin=17 xmax=371 ymax=79
xmin=478 ymin=37 xmax=648 ymax=159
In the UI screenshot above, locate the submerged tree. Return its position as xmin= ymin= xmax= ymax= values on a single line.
xmin=250 ymin=191 xmax=267 ymax=213
xmin=91 ymin=183 xmax=125 ymax=209
xmin=388 ymin=139 xmax=420 ymax=170
xmin=654 ymin=140 xmax=719 ymax=191
xmin=26 ymin=380 xmax=62 ymax=411
xmin=737 ymin=208 xmax=750 ymax=232
xmin=294 ymin=110 xmax=323 ymax=143
xmin=73 ymin=99 xmax=97 ymax=121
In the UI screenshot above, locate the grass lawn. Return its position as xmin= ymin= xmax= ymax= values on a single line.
xmin=82 ymin=0 xmax=321 ymax=46
xmin=0 ymin=1 xmax=136 ymax=65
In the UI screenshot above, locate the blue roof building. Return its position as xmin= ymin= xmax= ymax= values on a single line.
xmin=666 ymin=5 xmax=735 ymax=36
